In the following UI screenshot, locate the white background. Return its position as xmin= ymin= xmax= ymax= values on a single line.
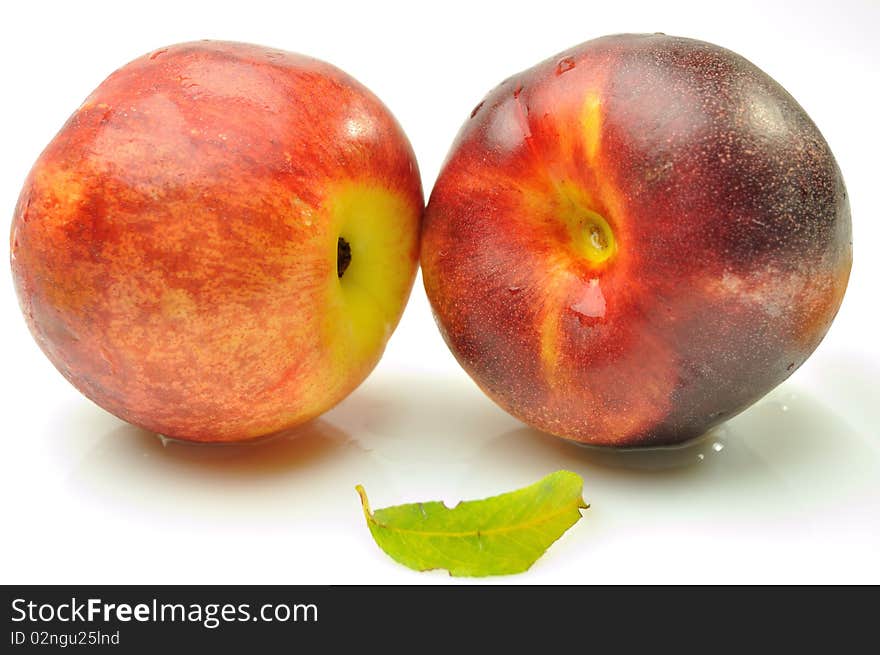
xmin=1 ymin=0 xmax=878 ymax=584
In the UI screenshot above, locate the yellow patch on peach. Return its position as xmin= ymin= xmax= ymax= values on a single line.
xmin=580 ymin=92 xmax=602 ymax=163
xmin=319 ymin=182 xmax=419 ymax=398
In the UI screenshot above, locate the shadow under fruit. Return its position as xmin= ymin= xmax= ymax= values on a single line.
xmin=421 ymin=33 xmax=852 ymax=447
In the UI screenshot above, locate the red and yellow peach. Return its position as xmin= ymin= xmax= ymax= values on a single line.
xmin=11 ymin=41 xmax=423 ymax=442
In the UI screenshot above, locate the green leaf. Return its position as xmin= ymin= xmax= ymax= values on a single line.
xmin=355 ymin=470 xmax=589 ymax=577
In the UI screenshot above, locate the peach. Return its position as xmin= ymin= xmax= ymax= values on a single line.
xmin=11 ymin=41 xmax=422 ymax=442
xmin=422 ymin=34 xmax=851 ymax=447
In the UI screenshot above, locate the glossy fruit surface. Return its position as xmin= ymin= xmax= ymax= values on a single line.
xmin=422 ymin=34 xmax=851 ymax=447
xmin=11 ymin=41 xmax=423 ymax=441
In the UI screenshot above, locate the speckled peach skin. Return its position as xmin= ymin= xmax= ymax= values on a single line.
xmin=11 ymin=41 xmax=423 ymax=442
xmin=422 ymin=34 xmax=852 ymax=447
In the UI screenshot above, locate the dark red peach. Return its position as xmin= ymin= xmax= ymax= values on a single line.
xmin=422 ymin=34 xmax=851 ymax=447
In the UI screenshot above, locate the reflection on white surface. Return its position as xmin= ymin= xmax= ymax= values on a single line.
xmin=6 ymin=357 xmax=877 ymax=584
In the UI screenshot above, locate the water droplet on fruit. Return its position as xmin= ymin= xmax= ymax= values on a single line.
xmin=149 ymin=48 xmax=168 ymax=60
xmin=696 ymin=453 xmax=705 ymax=461
xmin=176 ymin=75 xmax=199 ymax=90
xmin=555 ymin=57 xmax=576 ymax=75
xmin=508 ymin=285 xmax=523 ymax=294
xmin=569 ymin=279 xmax=606 ymax=324
xmin=99 ymin=347 xmax=118 ymax=375
xmin=265 ymin=51 xmax=284 ymax=60
xmin=712 ymin=442 xmax=724 ymax=452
